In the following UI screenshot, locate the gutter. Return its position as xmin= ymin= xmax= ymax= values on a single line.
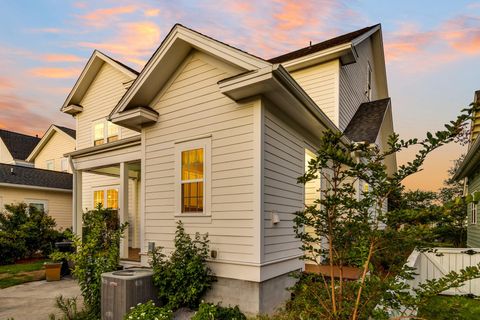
xmin=65 ymin=135 xmax=141 ymax=158
xmin=0 ymin=182 xmax=72 ymax=193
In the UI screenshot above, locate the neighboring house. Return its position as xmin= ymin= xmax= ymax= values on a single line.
xmin=454 ymin=90 xmax=480 ymax=247
xmin=0 ymin=125 xmax=76 ymax=229
xmin=62 ymin=23 xmax=396 ymax=313
xmin=0 ymin=129 xmax=40 ymax=167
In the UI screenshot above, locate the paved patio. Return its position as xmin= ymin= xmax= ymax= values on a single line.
xmin=0 ymin=277 xmax=81 ymax=320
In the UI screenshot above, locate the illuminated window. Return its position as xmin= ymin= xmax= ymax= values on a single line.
xmin=107 ymin=122 xmax=119 ymax=143
xmin=181 ymin=148 xmax=204 ymax=213
xmin=94 ymin=122 xmax=105 ymax=146
xmin=93 ymin=120 xmax=120 ymax=146
xmin=106 ymin=189 xmax=118 ymax=209
xmin=93 ymin=190 xmax=104 ymax=208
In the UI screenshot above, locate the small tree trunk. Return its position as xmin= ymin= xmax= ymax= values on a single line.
xmin=352 ymin=240 xmax=375 ymax=320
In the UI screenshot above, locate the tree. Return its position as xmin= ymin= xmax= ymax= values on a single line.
xmin=291 ymin=103 xmax=479 ymax=319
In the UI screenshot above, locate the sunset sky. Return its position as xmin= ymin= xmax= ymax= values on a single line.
xmin=0 ymin=0 xmax=479 ymax=191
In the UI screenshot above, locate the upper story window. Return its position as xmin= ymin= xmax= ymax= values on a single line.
xmin=46 ymin=159 xmax=54 ymax=171
xmin=61 ymin=158 xmax=68 ymax=172
xmin=93 ymin=120 xmax=119 ymax=146
xmin=366 ymin=62 xmax=372 ymax=101
xmin=175 ymin=137 xmax=211 ymax=215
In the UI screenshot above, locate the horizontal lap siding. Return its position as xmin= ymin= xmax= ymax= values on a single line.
xmin=144 ymin=51 xmax=255 ymax=261
xmin=0 ymin=186 xmax=72 ymax=230
xmin=34 ymin=131 xmax=75 ymax=172
xmin=263 ymin=109 xmax=304 ymax=262
xmin=290 ymin=60 xmax=339 ymax=127
xmin=468 ymin=171 xmax=480 ymax=247
xmin=339 ymin=38 xmax=378 ymax=131
xmin=76 ymin=63 xmax=139 ymax=150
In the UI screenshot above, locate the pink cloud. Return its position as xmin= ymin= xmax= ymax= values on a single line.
xmin=79 ymin=5 xmax=137 ymax=27
xmin=144 ymin=8 xmax=161 ymax=17
xmin=29 ymin=67 xmax=82 ymax=79
xmin=42 ymin=54 xmax=84 ymax=62
xmin=0 ymin=77 xmax=14 ymax=90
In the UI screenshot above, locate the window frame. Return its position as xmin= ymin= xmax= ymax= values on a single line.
xmin=46 ymin=159 xmax=55 ymax=171
xmin=174 ymin=137 xmax=211 ymax=216
xmin=92 ymin=119 xmax=121 ymax=146
xmin=366 ymin=62 xmax=372 ymax=101
xmin=472 ymin=202 xmax=478 ymax=225
xmin=61 ymin=158 xmax=68 ymax=172
xmin=92 ymin=186 xmax=119 ymax=209
xmin=26 ymin=199 xmax=48 ymax=212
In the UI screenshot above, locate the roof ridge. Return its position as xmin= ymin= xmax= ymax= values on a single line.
xmin=94 ymin=49 xmax=140 ymax=75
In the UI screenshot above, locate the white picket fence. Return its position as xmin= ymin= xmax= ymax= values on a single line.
xmin=405 ymin=248 xmax=480 ymax=296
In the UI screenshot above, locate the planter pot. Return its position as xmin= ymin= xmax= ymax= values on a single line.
xmin=44 ymin=262 xmax=62 ymax=281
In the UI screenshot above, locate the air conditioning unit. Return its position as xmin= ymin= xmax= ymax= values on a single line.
xmin=101 ymin=268 xmax=158 ymax=320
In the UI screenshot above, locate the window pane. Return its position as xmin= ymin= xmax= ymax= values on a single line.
xmin=46 ymin=160 xmax=54 ymax=170
xmin=94 ymin=122 xmax=104 ymax=146
xmin=93 ymin=190 xmax=104 ymax=208
xmin=181 ymin=182 xmax=203 ymax=212
xmin=181 ymin=148 xmax=203 ymax=181
xmin=107 ymin=189 xmax=118 ymax=209
xmin=107 ymin=122 xmax=119 ymax=142
xmin=30 ymin=203 xmax=45 ymax=212
xmin=61 ymin=159 xmax=68 ymax=172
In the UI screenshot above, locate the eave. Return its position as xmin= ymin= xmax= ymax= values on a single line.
xmin=62 ymin=104 xmax=83 ymax=115
xmin=218 ymin=65 xmax=349 ymax=145
xmin=454 ymin=136 xmax=480 ymax=180
xmin=109 ymin=107 xmax=159 ymax=132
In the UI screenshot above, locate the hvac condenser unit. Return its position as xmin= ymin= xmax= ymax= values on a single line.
xmin=101 ymin=268 xmax=158 ymax=320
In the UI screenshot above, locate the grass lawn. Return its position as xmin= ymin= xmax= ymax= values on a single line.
xmin=418 ymin=295 xmax=480 ymax=319
xmin=0 ymin=259 xmax=47 ymax=288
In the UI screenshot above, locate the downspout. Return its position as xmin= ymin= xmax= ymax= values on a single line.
xmin=68 ymin=155 xmax=78 ymax=234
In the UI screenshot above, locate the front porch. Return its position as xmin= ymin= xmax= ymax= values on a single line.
xmin=68 ymin=136 xmax=143 ymax=262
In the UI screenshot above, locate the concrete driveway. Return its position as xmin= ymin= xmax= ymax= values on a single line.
xmin=0 ymin=277 xmax=82 ymax=320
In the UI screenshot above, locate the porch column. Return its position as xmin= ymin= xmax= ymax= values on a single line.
xmin=119 ymin=162 xmax=129 ymax=259
xmin=72 ymin=169 xmax=83 ymax=237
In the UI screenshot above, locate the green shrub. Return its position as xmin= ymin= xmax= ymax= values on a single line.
xmin=48 ymin=295 xmax=89 ymax=320
xmin=57 ymin=205 xmax=127 ymax=319
xmin=192 ymin=302 xmax=246 ymax=320
xmin=124 ymin=300 xmax=172 ymax=320
xmin=0 ymin=203 xmax=66 ymax=264
xmin=150 ymin=221 xmax=215 ymax=310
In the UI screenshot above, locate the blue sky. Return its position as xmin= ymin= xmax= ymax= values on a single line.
xmin=0 ymin=0 xmax=479 ymax=190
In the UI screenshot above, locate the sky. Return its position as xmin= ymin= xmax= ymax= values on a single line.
xmin=0 ymin=0 xmax=479 ymax=191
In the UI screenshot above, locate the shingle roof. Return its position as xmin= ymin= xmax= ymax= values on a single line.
xmin=0 ymin=163 xmax=72 ymax=190
xmin=55 ymin=125 xmax=76 ymax=139
xmin=0 ymin=129 xmax=40 ymax=161
xmin=268 ymin=25 xmax=379 ymax=64
xmin=343 ymin=98 xmax=390 ymax=143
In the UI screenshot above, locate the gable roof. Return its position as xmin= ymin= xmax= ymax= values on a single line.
xmin=60 ymin=50 xmax=138 ymax=113
xmin=26 ymin=124 xmax=76 ymax=162
xmin=0 ymin=163 xmax=72 ymax=191
xmin=56 ymin=125 xmax=76 ymax=139
xmin=110 ymin=23 xmax=270 ymax=117
xmin=268 ymin=25 xmax=379 ymax=64
xmin=343 ymin=98 xmax=390 ymax=143
xmin=0 ymin=129 xmax=40 ymax=161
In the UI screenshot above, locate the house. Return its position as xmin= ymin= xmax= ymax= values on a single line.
xmin=453 ymin=90 xmax=480 ymax=247
xmin=62 ymin=23 xmax=395 ymax=313
xmin=0 ymin=129 xmax=40 ymax=167
xmin=0 ymin=125 xmax=76 ymax=229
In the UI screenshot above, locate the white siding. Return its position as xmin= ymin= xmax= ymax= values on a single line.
xmin=34 ymin=131 xmax=75 ymax=172
xmin=339 ymin=38 xmax=381 ymax=131
xmin=263 ymin=107 xmax=305 ymax=262
xmin=290 ymin=60 xmax=340 ymax=127
xmin=0 ymin=139 xmax=14 ymax=164
xmin=76 ymin=62 xmax=139 ymax=150
xmin=144 ymin=50 xmax=256 ymax=263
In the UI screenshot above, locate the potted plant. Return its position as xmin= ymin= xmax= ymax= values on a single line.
xmin=45 ymin=251 xmax=64 ymax=281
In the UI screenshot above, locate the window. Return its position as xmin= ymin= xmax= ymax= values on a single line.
xmin=46 ymin=160 xmax=54 ymax=171
xmin=181 ymin=148 xmax=204 ymax=212
xmin=175 ymin=138 xmax=211 ymax=215
xmin=472 ymin=202 xmax=477 ymax=225
xmin=93 ymin=120 xmax=120 ymax=146
xmin=93 ymin=188 xmax=118 ymax=209
xmin=26 ymin=199 xmax=48 ymax=212
xmin=61 ymin=158 xmax=68 ymax=172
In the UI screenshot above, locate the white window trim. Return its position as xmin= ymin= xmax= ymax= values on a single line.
xmin=92 ymin=185 xmax=120 ymax=209
xmin=91 ymin=118 xmax=122 ymax=146
xmin=366 ymin=62 xmax=372 ymax=101
xmin=25 ymin=199 xmax=48 ymax=212
xmin=472 ymin=202 xmax=477 ymax=225
xmin=174 ymin=137 xmax=211 ymax=217
xmin=61 ymin=158 xmax=68 ymax=172
xmin=46 ymin=159 xmax=55 ymax=171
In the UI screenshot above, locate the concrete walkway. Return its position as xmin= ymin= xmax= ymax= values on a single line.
xmin=0 ymin=277 xmax=81 ymax=320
